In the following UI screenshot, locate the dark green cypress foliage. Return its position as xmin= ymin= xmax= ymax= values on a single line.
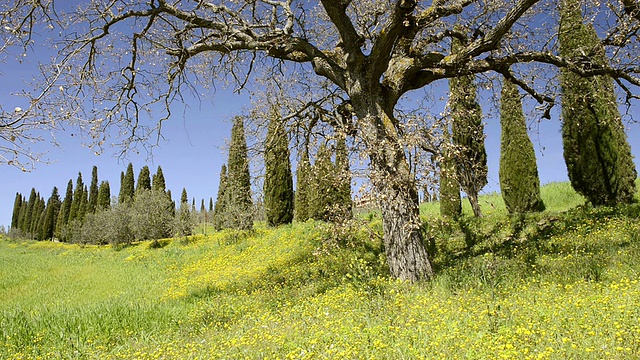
xmin=181 ymin=188 xmax=188 ymax=205
xmin=120 ymin=163 xmax=135 ymax=204
xmin=310 ymin=144 xmax=334 ymax=221
xmin=31 ymin=196 xmax=45 ymax=239
xmin=450 ymin=35 xmax=488 ymax=217
xmin=559 ymin=0 xmax=637 ymax=206
xmin=213 ymin=164 xmax=228 ymax=230
xmin=439 ymin=127 xmax=462 ymax=218
xmin=22 ymin=188 xmax=38 ymax=233
xmin=11 ymin=192 xmax=22 ymax=230
xmin=294 ymin=148 xmax=312 ymax=222
xmin=88 ymin=166 xmax=99 ymax=214
xmin=42 ymin=187 xmax=61 ymax=240
xmin=118 ymin=171 xmax=125 ymax=202
xmin=334 ymin=135 xmax=353 ymax=221
xmin=264 ymin=115 xmax=294 ymax=227
xmin=499 ymin=78 xmax=545 ymax=213
xmin=17 ymin=195 xmax=28 ymax=234
xmin=69 ymin=173 xmax=84 ymax=223
xmin=209 ymin=198 xmax=214 ymax=212
xmin=136 ymin=165 xmax=152 ymax=193
xmin=226 ymin=117 xmax=253 ymax=230
xmin=78 ymin=185 xmax=88 ymax=221
xmin=98 ymin=181 xmax=111 ymax=210
xmin=55 ymin=180 xmax=73 ymax=240
xmin=152 ymin=166 xmax=166 ymax=193
xmin=167 ymin=189 xmax=175 ymax=217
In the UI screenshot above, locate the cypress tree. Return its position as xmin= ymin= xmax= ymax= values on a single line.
xmin=98 ymin=181 xmax=111 ymax=210
xmin=264 ymin=115 xmax=294 ymax=227
xmin=499 ymin=78 xmax=545 ymax=213
xmin=120 ymin=163 xmax=135 ymax=204
xmin=136 ymin=165 xmax=152 ymax=194
xmin=17 ymin=195 xmax=28 ymax=234
xmin=78 ymin=185 xmax=88 ymax=221
xmin=88 ymin=165 xmax=99 ymax=214
xmin=55 ymin=180 xmax=73 ymax=240
xmin=22 ymin=188 xmax=38 ymax=234
xmin=226 ymin=117 xmax=253 ymax=230
xmin=167 ymin=189 xmax=176 ymax=217
xmin=11 ymin=192 xmax=22 ymax=230
xmin=152 ymin=166 xmax=166 ymax=193
xmin=334 ymin=135 xmax=353 ymax=221
xmin=439 ymin=127 xmax=462 ymax=218
xmin=310 ymin=144 xmax=334 ymax=221
xmin=69 ymin=173 xmax=84 ymax=223
xmin=213 ymin=164 xmax=228 ymax=230
xmin=181 ymin=188 xmax=188 ymax=205
xmin=209 ymin=198 xmax=214 ymax=212
xmin=42 ymin=187 xmax=61 ymax=240
xmin=294 ymin=148 xmax=312 ymax=222
xmin=559 ymin=0 xmax=637 ymax=205
xmin=32 ymin=196 xmax=46 ymax=240
xmin=450 ymin=34 xmax=488 ymax=217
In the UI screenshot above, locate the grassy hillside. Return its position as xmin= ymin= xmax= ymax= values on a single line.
xmin=1 ymin=182 xmax=640 ymax=359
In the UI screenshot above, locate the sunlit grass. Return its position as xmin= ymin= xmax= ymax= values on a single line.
xmin=2 ymin=182 xmax=640 ymax=359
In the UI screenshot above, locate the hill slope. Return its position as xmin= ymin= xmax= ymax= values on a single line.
xmin=1 ymin=182 xmax=640 ymax=359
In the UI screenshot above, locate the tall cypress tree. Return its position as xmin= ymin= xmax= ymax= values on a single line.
xmin=120 ymin=163 xmax=135 ymax=204
xmin=559 ymin=0 xmax=637 ymax=205
xmin=450 ymin=34 xmax=488 ymax=217
xmin=152 ymin=166 xmax=166 ymax=193
xmin=439 ymin=127 xmax=462 ymax=218
xmin=181 ymin=188 xmax=188 ymax=205
xmin=42 ymin=187 xmax=61 ymax=240
xmin=213 ymin=164 xmax=228 ymax=230
xmin=31 ymin=196 xmax=45 ymax=240
xmin=22 ymin=188 xmax=38 ymax=234
xmin=98 ymin=181 xmax=111 ymax=210
xmin=68 ymin=172 xmax=84 ymax=223
xmin=334 ymin=135 xmax=353 ymax=221
xmin=310 ymin=144 xmax=335 ymax=221
xmin=226 ymin=117 xmax=253 ymax=230
xmin=55 ymin=179 xmax=73 ymax=240
xmin=264 ymin=115 xmax=294 ymax=227
xmin=499 ymin=78 xmax=545 ymax=213
xmin=88 ymin=165 xmax=99 ymax=214
xmin=136 ymin=165 xmax=152 ymax=193
xmin=294 ymin=148 xmax=312 ymax=222
xmin=11 ymin=192 xmax=22 ymax=230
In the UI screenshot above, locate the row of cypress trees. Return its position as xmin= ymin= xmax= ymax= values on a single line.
xmin=440 ymin=0 xmax=636 ymax=217
xmin=212 ymin=113 xmax=353 ymax=232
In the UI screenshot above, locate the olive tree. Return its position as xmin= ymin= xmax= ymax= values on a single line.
xmin=2 ymin=0 xmax=640 ymax=281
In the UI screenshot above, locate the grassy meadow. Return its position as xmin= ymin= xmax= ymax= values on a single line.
xmin=2 ymin=182 xmax=640 ymax=359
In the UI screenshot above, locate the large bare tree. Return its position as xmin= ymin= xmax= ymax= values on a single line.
xmin=1 ymin=0 xmax=639 ymax=280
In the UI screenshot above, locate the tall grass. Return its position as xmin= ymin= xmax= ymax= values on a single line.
xmin=1 ymin=182 xmax=640 ymax=359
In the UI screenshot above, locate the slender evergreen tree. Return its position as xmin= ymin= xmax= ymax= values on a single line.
xmin=55 ymin=180 xmax=73 ymax=240
xmin=294 ymin=148 xmax=312 ymax=222
xmin=209 ymin=197 xmax=214 ymax=212
xmin=88 ymin=165 xmax=99 ymax=214
xmin=264 ymin=114 xmax=294 ymax=227
xmin=152 ymin=165 xmax=166 ymax=193
xmin=213 ymin=164 xmax=228 ymax=230
xmin=181 ymin=188 xmax=188 ymax=205
xmin=22 ymin=188 xmax=38 ymax=234
xmin=69 ymin=173 xmax=84 ymax=223
xmin=559 ymin=0 xmax=637 ymax=206
xmin=439 ymin=127 xmax=462 ymax=218
xmin=136 ymin=165 xmax=152 ymax=193
xmin=11 ymin=192 xmax=22 ymax=230
xmin=42 ymin=187 xmax=61 ymax=240
xmin=310 ymin=144 xmax=335 ymax=221
xmin=120 ymin=163 xmax=135 ymax=204
xmin=450 ymin=34 xmax=488 ymax=217
xmin=499 ymin=78 xmax=545 ymax=213
xmin=226 ymin=117 xmax=253 ymax=230
xmin=334 ymin=135 xmax=353 ymax=221
xmin=98 ymin=181 xmax=111 ymax=210
xmin=31 ymin=196 xmax=45 ymax=240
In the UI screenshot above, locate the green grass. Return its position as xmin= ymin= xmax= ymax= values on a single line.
xmin=2 ymin=182 xmax=640 ymax=359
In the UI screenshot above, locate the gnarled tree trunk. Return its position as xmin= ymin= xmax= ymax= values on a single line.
xmin=352 ymin=92 xmax=434 ymax=281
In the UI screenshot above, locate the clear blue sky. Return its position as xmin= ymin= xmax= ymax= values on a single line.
xmin=1 ymin=6 xmax=639 ymax=229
